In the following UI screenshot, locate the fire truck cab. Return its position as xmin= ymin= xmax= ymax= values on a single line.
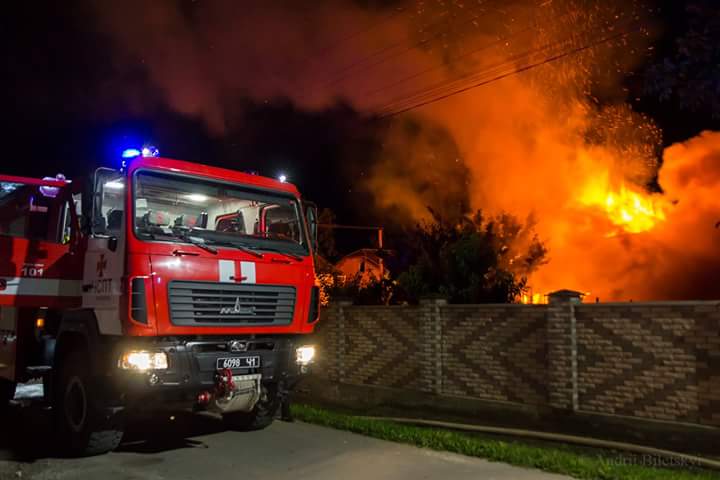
xmin=0 ymin=154 xmax=320 ymax=455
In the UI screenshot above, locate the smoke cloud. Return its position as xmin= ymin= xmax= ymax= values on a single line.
xmin=90 ymin=0 xmax=414 ymax=131
xmin=93 ymin=0 xmax=720 ymax=300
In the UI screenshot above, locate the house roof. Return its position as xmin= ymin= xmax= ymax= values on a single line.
xmin=547 ymin=289 xmax=585 ymax=298
xmin=337 ymin=248 xmax=386 ymax=266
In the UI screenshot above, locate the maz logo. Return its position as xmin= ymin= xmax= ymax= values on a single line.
xmin=220 ymin=297 xmax=256 ymax=316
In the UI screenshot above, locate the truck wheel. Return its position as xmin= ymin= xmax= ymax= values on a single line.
xmin=55 ymin=350 xmax=124 ymax=456
xmin=0 ymin=378 xmax=16 ymax=411
xmin=223 ymin=384 xmax=280 ymax=431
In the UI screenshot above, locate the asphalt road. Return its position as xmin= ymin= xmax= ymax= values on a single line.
xmin=1 ymin=389 xmax=569 ymax=480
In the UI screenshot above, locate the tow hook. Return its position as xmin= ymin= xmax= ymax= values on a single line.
xmin=207 ymin=370 xmax=262 ymax=413
xmin=214 ymin=368 xmax=235 ymax=400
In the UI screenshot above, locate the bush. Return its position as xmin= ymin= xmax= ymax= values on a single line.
xmin=397 ymin=209 xmax=547 ymax=304
xmin=316 ymin=208 xmax=547 ymax=305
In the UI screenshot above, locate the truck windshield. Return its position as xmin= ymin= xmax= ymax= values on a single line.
xmin=133 ymin=171 xmax=308 ymax=256
xmin=0 ymin=180 xmax=71 ymax=244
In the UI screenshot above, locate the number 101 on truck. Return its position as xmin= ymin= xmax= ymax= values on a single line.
xmin=0 ymin=150 xmax=320 ymax=456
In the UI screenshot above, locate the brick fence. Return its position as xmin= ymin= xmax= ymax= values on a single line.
xmin=308 ymin=291 xmax=720 ymax=428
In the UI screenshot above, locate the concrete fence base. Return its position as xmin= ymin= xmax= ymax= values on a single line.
xmin=296 ymin=376 xmax=720 ymax=454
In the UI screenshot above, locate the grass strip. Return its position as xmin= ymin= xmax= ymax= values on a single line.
xmin=291 ymin=404 xmax=718 ymax=480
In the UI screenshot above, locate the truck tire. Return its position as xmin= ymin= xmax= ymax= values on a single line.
xmin=0 ymin=378 xmax=15 ymax=411
xmin=55 ymin=350 xmax=124 ymax=456
xmin=223 ymin=384 xmax=280 ymax=431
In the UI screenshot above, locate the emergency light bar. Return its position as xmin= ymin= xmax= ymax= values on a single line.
xmin=122 ymin=146 xmax=160 ymax=159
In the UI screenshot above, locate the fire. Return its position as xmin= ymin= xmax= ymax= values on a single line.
xmin=603 ymin=187 xmax=665 ymax=234
xmin=578 ymin=170 xmax=666 ymax=236
xmin=521 ymin=293 xmax=546 ymax=304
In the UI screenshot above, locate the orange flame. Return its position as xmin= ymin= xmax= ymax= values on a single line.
xmin=602 ymin=187 xmax=666 ymax=235
xmin=578 ymin=168 xmax=666 ymax=237
xmin=521 ymin=292 xmax=547 ymax=304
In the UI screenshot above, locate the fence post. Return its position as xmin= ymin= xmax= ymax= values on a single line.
xmin=546 ymin=289 xmax=582 ymax=412
xmin=335 ymin=300 xmax=352 ymax=382
xmin=697 ymin=305 xmax=720 ymax=426
xmin=419 ymin=298 xmax=446 ymax=395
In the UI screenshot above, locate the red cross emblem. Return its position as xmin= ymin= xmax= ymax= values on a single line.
xmin=97 ymin=254 xmax=107 ymax=278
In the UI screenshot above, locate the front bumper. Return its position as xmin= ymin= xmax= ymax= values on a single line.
xmin=108 ymin=336 xmax=309 ymax=411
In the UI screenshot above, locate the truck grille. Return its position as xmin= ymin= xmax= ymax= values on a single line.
xmin=168 ymin=281 xmax=296 ymax=326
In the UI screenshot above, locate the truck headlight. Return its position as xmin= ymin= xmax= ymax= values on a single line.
xmin=119 ymin=351 xmax=168 ymax=371
xmin=296 ymin=345 xmax=316 ymax=366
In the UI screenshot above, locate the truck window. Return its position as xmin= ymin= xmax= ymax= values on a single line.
xmin=59 ymin=193 xmax=81 ymax=244
xmin=134 ymin=170 xmax=309 ymax=255
xmin=263 ymin=205 xmax=301 ymax=242
xmin=92 ymin=170 xmax=125 ymax=235
xmin=0 ymin=181 xmax=67 ymax=243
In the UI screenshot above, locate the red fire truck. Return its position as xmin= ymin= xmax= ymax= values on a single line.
xmin=0 ymin=152 xmax=319 ymax=455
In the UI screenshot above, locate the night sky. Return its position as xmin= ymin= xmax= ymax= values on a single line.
xmin=5 ymin=2 xmax=383 ymax=211
xmin=4 ymin=1 xmax=719 ymax=246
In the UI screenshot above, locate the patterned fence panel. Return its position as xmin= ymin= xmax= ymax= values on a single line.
xmin=575 ymin=305 xmax=698 ymax=422
xmin=342 ymin=306 xmax=423 ymax=390
xmin=441 ymin=305 xmax=547 ymax=405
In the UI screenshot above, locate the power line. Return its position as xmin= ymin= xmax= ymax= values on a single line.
xmin=359 ymin=4 xmax=622 ymax=109
xmin=311 ymin=0 xmax=518 ymax=91
xmin=376 ymin=21 xmax=643 ymax=118
xmin=301 ymin=0 xmax=544 ymax=107
xmin=354 ymin=3 xmax=646 ymax=115
xmin=356 ymin=17 xmax=549 ymax=106
xmin=374 ymin=25 xmax=584 ymax=113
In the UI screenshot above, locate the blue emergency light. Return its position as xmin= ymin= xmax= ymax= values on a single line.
xmin=122 ymin=148 xmax=142 ymax=159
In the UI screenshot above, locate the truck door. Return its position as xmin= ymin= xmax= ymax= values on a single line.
xmin=81 ymin=168 xmax=127 ymax=335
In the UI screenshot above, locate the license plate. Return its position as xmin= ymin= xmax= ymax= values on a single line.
xmin=217 ymin=356 xmax=261 ymax=370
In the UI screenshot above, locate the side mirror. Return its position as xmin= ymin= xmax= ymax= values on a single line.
xmin=304 ymin=202 xmax=318 ymax=253
xmin=108 ymin=236 xmax=118 ymax=252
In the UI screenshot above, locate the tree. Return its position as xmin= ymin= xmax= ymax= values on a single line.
xmin=397 ymin=209 xmax=547 ymax=303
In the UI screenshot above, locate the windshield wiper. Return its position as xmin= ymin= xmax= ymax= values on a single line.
xmin=207 ymin=240 xmax=264 ymax=259
xmin=260 ymin=247 xmax=304 ymax=262
xmin=184 ymin=235 xmax=217 ymax=254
